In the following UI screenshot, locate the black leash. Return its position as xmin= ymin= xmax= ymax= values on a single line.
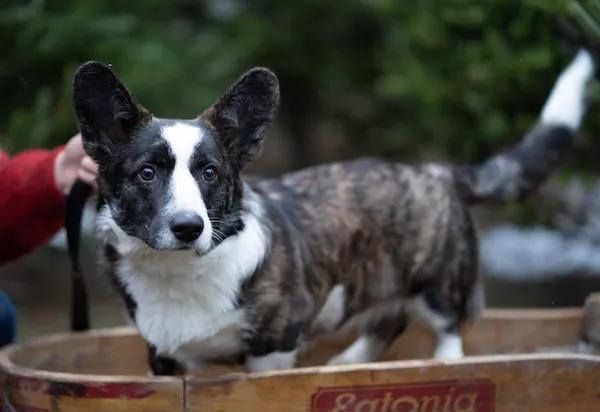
xmin=65 ymin=179 xmax=93 ymax=331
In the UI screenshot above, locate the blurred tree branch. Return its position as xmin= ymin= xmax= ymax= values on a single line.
xmin=0 ymin=0 xmax=598 ymax=179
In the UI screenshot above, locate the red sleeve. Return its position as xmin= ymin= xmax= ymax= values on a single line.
xmin=0 ymin=147 xmax=66 ymax=264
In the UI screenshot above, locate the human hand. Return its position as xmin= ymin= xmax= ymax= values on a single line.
xmin=54 ymin=133 xmax=98 ymax=195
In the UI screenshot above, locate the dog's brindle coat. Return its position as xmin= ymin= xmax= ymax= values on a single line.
xmin=73 ymin=50 xmax=594 ymax=374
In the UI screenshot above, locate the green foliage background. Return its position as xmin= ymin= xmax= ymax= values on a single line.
xmin=1 ymin=0 xmax=599 ymax=173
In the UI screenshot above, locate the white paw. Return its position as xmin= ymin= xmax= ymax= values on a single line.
xmin=245 ymin=350 xmax=297 ymax=372
xmin=327 ymin=353 xmax=355 ymax=366
xmin=326 ymin=335 xmax=386 ymax=366
xmin=434 ymin=334 xmax=464 ymax=360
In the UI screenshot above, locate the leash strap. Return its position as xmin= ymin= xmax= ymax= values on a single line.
xmin=65 ymin=179 xmax=93 ymax=331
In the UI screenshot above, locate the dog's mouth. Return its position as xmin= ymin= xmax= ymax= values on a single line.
xmin=140 ymin=228 xmax=214 ymax=255
xmin=141 ymin=238 xmax=199 ymax=253
xmin=194 ymin=248 xmax=210 ymax=257
xmin=144 ymin=239 xmax=212 ymax=257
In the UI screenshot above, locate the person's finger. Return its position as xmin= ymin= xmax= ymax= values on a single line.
xmin=78 ymin=169 xmax=97 ymax=188
xmin=68 ymin=133 xmax=85 ymax=155
xmin=80 ymin=156 xmax=98 ymax=175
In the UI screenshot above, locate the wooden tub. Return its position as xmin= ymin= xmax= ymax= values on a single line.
xmin=1 ymin=300 xmax=599 ymax=412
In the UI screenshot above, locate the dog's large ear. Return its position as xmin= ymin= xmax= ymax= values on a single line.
xmin=73 ymin=61 xmax=151 ymax=163
xmin=203 ymin=67 xmax=280 ymax=170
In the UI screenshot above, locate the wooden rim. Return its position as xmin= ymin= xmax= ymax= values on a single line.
xmin=482 ymin=307 xmax=582 ymax=320
xmin=3 ymin=342 xmax=596 ymax=385
xmin=0 ymin=306 xmax=588 ymax=384
xmin=0 ymin=326 xmax=180 ymax=384
xmin=192 ymin=352 xmax=600 ymax=383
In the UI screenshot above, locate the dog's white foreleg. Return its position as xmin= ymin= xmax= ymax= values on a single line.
xmin=245 ymin=349 xmax=298 ymax=372
xmin=327 ymin=334 xmax=387 ymax=365
xmin=434 ymin=332 xmax=464 ymax=360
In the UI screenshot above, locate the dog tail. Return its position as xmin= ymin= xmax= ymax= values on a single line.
xmin=455 ymin=49 xmax=595 ymax=204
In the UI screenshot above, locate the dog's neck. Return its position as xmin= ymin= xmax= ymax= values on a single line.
xmin=96 ymin=184 xmax=270 ymax=353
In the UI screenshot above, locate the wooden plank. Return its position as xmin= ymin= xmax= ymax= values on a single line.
xmin=187 ymin=354 xmax=600 ymax=412
xmin=460 ymin=308 xmax=583 ymax=355
xmin=0 ymin=344 xmax=184 ymax=412
xmin=2 ymin=308 xmax=583 ymax=376
xmin=583 ymin=293 xmax=600 ymax=345
xmin=298 ymin=308 xmax=583 ymax=366
xmin=0 ymin=307 xmax=591 ymax=411
xmin=9 ymin=327 xmax=149 ymax=376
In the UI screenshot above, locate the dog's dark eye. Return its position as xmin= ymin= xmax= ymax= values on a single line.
xmin=203 ymin=166 xmax=217 ymax=181
xmin=139 ymin=166 xmax=156 ymax=181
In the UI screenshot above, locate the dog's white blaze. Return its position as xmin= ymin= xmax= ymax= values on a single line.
xmin=541 ymin=49 xmax=594 ymax=130
xmin=98 ymin=188 xmax=269 ymax=357
xmin=246 ymin=349 xmax=298 ymax=372
xmin=161 ymin=122 xmax=213 ymax=250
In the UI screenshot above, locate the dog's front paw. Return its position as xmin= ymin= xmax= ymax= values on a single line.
xmin=245 ymin=350 xmax=297 ymax=372
xmin=326 ymin=353 xmax=356 ymax=366
xmin=147 ymin=345 xmax=186 ymax=376
xmin=433 ymin=334 xmax=464 ymax=360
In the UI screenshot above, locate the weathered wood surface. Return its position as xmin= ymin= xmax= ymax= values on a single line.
xmin=298 ymin=307 xmax=584 ymax=366
xmin=188 ymin=354 xmax=600 ymax=412
xmin=0 ymin=328 xmax=182 ymax=412
xmin=583 ymin=292 xmax=600 ymax=345
xmin=0 ymin=306 xmax=597 ymax=412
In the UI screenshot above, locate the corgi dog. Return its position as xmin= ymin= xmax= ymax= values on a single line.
xmin=72 ymin=50 xmax=594 ymax=374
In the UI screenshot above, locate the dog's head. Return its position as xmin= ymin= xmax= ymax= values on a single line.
xmin=73 ymin=62 xmax=279 ymax=254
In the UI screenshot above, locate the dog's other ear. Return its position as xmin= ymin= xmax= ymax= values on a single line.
xmin=203 ymin=67 xmax=280 ymax=170
xmin=73 ymin=61 xmax=151 ymax=163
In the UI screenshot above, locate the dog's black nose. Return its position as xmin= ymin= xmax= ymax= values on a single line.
xmin=169 ymin=212 xmax=204 ymax=242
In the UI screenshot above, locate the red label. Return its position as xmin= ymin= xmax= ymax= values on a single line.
xmin=312 ymin=379 xmax=495 ymax=412
xmin=6 ymin=376 xmax=155 ymax=399
xmin=11 ymin=407 xmax=49 ymax=412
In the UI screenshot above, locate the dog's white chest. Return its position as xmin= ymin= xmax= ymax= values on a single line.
xmin=96 ymin=192 xmax=269 ymax=360
xmin=117 ymin=252 xmax=247 ymax=356
xmin=172 ymin=315 xmax=247 ymax=368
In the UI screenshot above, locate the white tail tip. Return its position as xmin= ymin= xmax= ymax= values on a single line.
xmin=540 ymin=49 xmax=595 ymax=129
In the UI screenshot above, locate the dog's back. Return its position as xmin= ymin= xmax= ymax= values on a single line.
xmin=252 ymin=157 xmax=477 ymax=315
